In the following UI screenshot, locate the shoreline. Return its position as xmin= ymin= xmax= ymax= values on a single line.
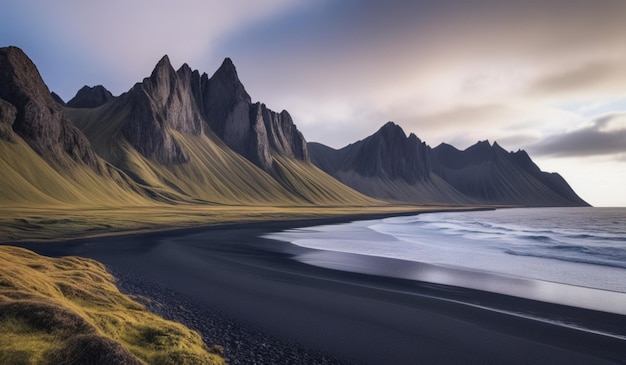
xmin=0 ymin=205 xmax=490 ymax=244
xmin=5 ymin=209 xmax=626 ymax=364
xmin=270 ymin=222 xmax=626 ymax=317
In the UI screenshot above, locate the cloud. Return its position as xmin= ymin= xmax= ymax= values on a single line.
xmin=531 ymin=113 xmax=626 ymax=157
xmin=210 ymin=0 xmax=626 ymax=151
xmin=528 ymin=60 xmax=626 ymax=99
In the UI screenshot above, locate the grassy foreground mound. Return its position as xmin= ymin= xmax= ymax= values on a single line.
xmin=0 ymin=246 xmax=224 ymax=365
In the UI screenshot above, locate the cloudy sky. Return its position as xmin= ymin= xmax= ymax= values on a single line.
xmin=2 ymin=0 xmax=626 ymax=206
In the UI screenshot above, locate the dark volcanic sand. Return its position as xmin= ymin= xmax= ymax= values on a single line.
xmin=8 ymin=215 xmax=626 ymax=365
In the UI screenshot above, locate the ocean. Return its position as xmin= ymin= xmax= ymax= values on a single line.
xmin=265 ymin=207 xmax=626 ymax=316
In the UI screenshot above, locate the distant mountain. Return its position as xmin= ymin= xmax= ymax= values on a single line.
xmin=309 ymin=123 xmax=589 ymax=207
xmin=309 ymin=122 xmax=472 ymax=204
xmin=430 ymin=141 xmax=589 ymax=206
xmin=67 ymin=85 xmax=114 ymax=108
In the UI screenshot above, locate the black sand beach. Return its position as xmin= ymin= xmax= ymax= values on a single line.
xmin=8 ymin=215 xmax=626 ymax=365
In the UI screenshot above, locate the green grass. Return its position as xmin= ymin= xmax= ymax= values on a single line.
xmin=122 ymin=132 xmax=299 ymax=205
xmin=270 ymin=154 xmax=378 ymax=205
xmin=0 ymin=246 xmax=224 ymax=365
xmin=0 ymin=204 xmax=447 ymax=243
xmin=0 ymin=138 xmax=155 ymax=208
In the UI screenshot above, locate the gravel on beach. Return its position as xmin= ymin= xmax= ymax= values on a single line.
xmin=109 ymin=267 xmax=357 ymax=365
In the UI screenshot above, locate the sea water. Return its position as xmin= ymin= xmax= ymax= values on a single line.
xmin=265 ymin=208 xmax=626 ymax=314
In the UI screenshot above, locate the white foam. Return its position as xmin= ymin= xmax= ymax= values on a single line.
xmin=266 ymin=208 xmax=626 ymax=293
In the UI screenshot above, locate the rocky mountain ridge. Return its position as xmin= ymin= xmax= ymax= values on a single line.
xmin=85 ymin=56 xmax=310 ymax=170
xmin=116 ymin=55 xmax=205 ymax=164
xmin=309 ymin=123 xmax=589 ymax=206
xmin=430 ymin=141 xmax=589 ymax=206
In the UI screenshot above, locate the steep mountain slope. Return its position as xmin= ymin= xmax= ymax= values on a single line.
xmin=0 ymin=46 xmax=102 ymax=173
xmin=67 ymin=56 xmax=375 ymax=206
xmin=309 ymin=122 xmax=471 ymax=204
xmin=0 ymin=137 xmax=151 ymax=208
xmin=50 ymin=91 xmax=65 ymax=105
xmin=66 ymin=85 xmax=114 ymax=108
xmin=199 ymin=58 xmax=308 ymax=171
xmin=270 ymin=155 xmax=376 ymax=205
xmin=118 ymin=56 xmax=205 ymax=164
xmin=0 ymin=46 xmax=155 ymax=208
xmin=430 ymin=141 xmax=589 ymax=206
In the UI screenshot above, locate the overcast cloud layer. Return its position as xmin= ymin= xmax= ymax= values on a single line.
xmin=2 ymin=0 xmax=625 ymax=206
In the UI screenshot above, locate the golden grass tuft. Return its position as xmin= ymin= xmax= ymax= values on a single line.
xmin=0 ymin=246 xmax=224 ymax=365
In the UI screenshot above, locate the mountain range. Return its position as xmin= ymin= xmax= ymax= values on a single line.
xmin=0 ymin=46 xmax=589 ymax=208
xmin=309 ymin=122 xmax=588 ymax=206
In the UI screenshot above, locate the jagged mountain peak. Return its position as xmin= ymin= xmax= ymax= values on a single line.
xmin=407 ymin=132 xmax=420 ymax=142
xmin=73 ymin=53 xmax=308 ymax=170
xmin=332 ymin=121 xmax=431 ymax=184
xmin=115 ymin=54 xmax=206 ymax=164
xmin=217 ymin=57 xmax=236 ymax=74
xmin=376 ymin=121 xmax=406 ymax=137
xmin=373 ymin=122 xmax=425 ymax=145
xmin=465 ymin=139 xmax=498 ymax=160
xmin=380 ymin=120 xmax=401 ymax=129
xmin=155 ymin=54 xmax=173 ymax=70
xmin=176 ymin=63 xmax=193 ymax=77
xmin=308 ymin=121 xmax=467 ymax=204
xmin=148 ymin=55 xmax=177 ymax=85
xmin=67 ymin=85 xmax=114 ymax=108
xmin=207 ymin=57 xmax=250 ymax=102
xmin=431 ymin=139 xmax=589 ymax=206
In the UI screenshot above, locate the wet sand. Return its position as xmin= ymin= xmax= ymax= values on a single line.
xmin=8 ymin=215 xmax=626 ymax=364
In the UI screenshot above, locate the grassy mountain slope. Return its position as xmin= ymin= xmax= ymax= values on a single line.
xmin=67 ymin=104 xmax=379 ymax=206
xmin=121 ymin=133 xmax=299 ymax=205
xmin=0 ymin=138 xmax=153 ymax=208
xmin=271 ymin=155 xmax=380 ymax=205
xmin=0 ymin=246 xmax=224 ymax=365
